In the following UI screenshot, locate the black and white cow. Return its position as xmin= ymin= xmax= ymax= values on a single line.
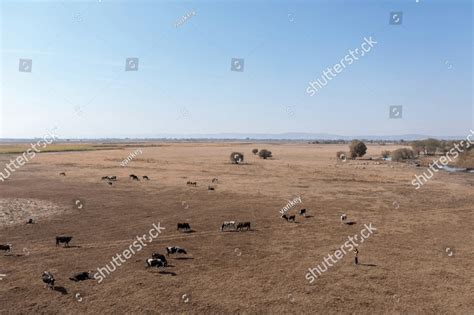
xmin=56 ymin=236 xmax=73 ymax=247
xmin=146 ymin=258 xmax=166 ymax=268
xmin=177 ymin=223 xmax=191 ymax=231
xmin=236 ymin=222 xmax=251 ymax=231
xmin=221 ymin=221 xmax=236 ymax=231
xmin=340 ymin=214 xmax=347 ymax=223
xmin=0 ymin=244 xmax=12 ymax=252
xmin=298 ymin=209 xmax=306 ymax=217
xmin=151 ymin=253 xmax=168 ymax=266
xmin=69 ymin=272 xmax=93 ymax=282
xmin=287 ymin=215 xmax=296 ymax=223
xmin=166 ymin=246 xmax=187 ymax=256
xmin=42 ymin=271 xmax=55 ymax=289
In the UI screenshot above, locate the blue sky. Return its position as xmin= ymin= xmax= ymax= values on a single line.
xmin=1 ymin=0 xmax=472 ymax=138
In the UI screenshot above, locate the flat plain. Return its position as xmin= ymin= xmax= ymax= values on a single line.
xmin=0 ymin=142 xmax=472 ymax=314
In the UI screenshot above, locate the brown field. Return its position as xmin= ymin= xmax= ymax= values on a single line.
xmin=0 ymin=142 xmax=472 ymax=314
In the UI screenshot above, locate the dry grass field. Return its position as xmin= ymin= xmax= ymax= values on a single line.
xmin=0 ymin=142 xmax=472 ymax=314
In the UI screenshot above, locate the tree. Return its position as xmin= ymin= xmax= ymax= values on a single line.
xmin=230 ymin=152 xmax=244 ymax=164
xmin=258 ymin=149 xmax=272 ymax=159
xmin=252 ymin=148 xmax=259 ymax=155
xmin=349 ymin=140 xmax=367 ymax=159
xmin=391 ymin=148 xmax=415 ymax=161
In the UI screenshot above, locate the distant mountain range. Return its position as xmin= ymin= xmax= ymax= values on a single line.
xmin=0 ymin=133 xmax=466 ymax=142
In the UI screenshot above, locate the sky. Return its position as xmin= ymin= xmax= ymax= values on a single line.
xmin=0 ymin=0 xmax=472 ymax=139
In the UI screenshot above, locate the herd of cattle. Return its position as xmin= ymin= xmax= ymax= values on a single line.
xmin=0 ymin=170 xmax=355 ymax=295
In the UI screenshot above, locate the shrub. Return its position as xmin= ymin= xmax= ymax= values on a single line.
xmin=258 ymin=149 xmax=272 ymax=159
xmin=252 ymin=148 xmax=259 ymax=155
xmin=381 ymin=150 xmax=391 ymax=158
xmin=391 ymin=148 xmax=415 ymax=161
xmin=230 ymin=152 xmax=244 ymax=164
xmin=349 ymin=140 xmax=367 ymax=159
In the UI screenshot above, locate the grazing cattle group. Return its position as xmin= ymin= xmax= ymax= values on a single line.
xmin=281 ymin=208 xmax=309 ymax=223
xmin=221 ymin=221 xmax=251 ymax=231
xmin=55 ymin=236 xmax=73 ymax=247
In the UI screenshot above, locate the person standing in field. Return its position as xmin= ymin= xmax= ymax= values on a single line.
xmin=354 ymin=249 xmax=359 ymax=265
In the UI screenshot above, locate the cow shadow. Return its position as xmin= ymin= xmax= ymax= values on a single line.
xmin=180 ymin=230 xmax=196 ymax=234
xmin=345 ymin=221 xmax=357 ymax=226
xmin=158 ymin=271 xmax=177 ymax=276
xmin=174 ymin=257 xmax=194 ymax=260
xmin=358 ymin=263 xmax=377 ymax=267
xmin=303 ymin=215 xmax=314 ymax=219
xmin=63 ymin=245 xmax=82 ymax=249
xmin=53 ymin=286 xmax=68 ymax=295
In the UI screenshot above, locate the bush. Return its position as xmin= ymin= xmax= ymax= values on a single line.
xmin=391 ymin=148 xmax=415 ymax=161
xmin=349 ymin=140 xmax=367 ymax=159
xmin=258 ymin=149 xmax=272 ymax=159
xmin=252 ymin=148 xmax=258 ymax=155
xmin=230 ymin=152 xmax=244 ymax=164
xmin=381 ymin=150 xmax=391 ymax=158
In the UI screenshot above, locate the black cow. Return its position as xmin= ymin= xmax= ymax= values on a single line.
xmin=42 ymin=271 xmax=55 ymax=289
xmin=166 ymin=246 xmax=187 ymax=256
xmin=101 ymin=176 xmax=109 ymax=180
xmin=186 ymin=181 xmax=197 ymax=186
xmin=0 ymin=244 xmax=12 ymax=252
xmin=59 ymin=172 xmax=66 ymax=176
xmin=208 ymin=186 xmax=215 ymax=191
xmin=69 ymin=272 xmax=92 ymax=282
xmin=212 ymin=177 xmax=219 ymax=183
xmin=56 ymin=236 xmax=72 ymax=247
xmin=26 ymin=218 xmax=35 ymax=224
xmin=151 ymin=253 xmax=168 ymax=266
xmin=299 ymin=209 xmax=306 ymax=217
xmin=109 ymin=176 xmax=117 ymax=181
xmin=288 ymin=215 xmax=296 ymax=223
xmin=143 ymin=176 xmax=150 ymax=180
xmin=177 ymin=223 xmax=191 ymax=231
xmin=236 ymin=222 xmax=251 ymax=231
xmin=146 ymin=258 xmax=166 ymax=268
xmin=281 ymin=214 xmax=288 ymax=220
